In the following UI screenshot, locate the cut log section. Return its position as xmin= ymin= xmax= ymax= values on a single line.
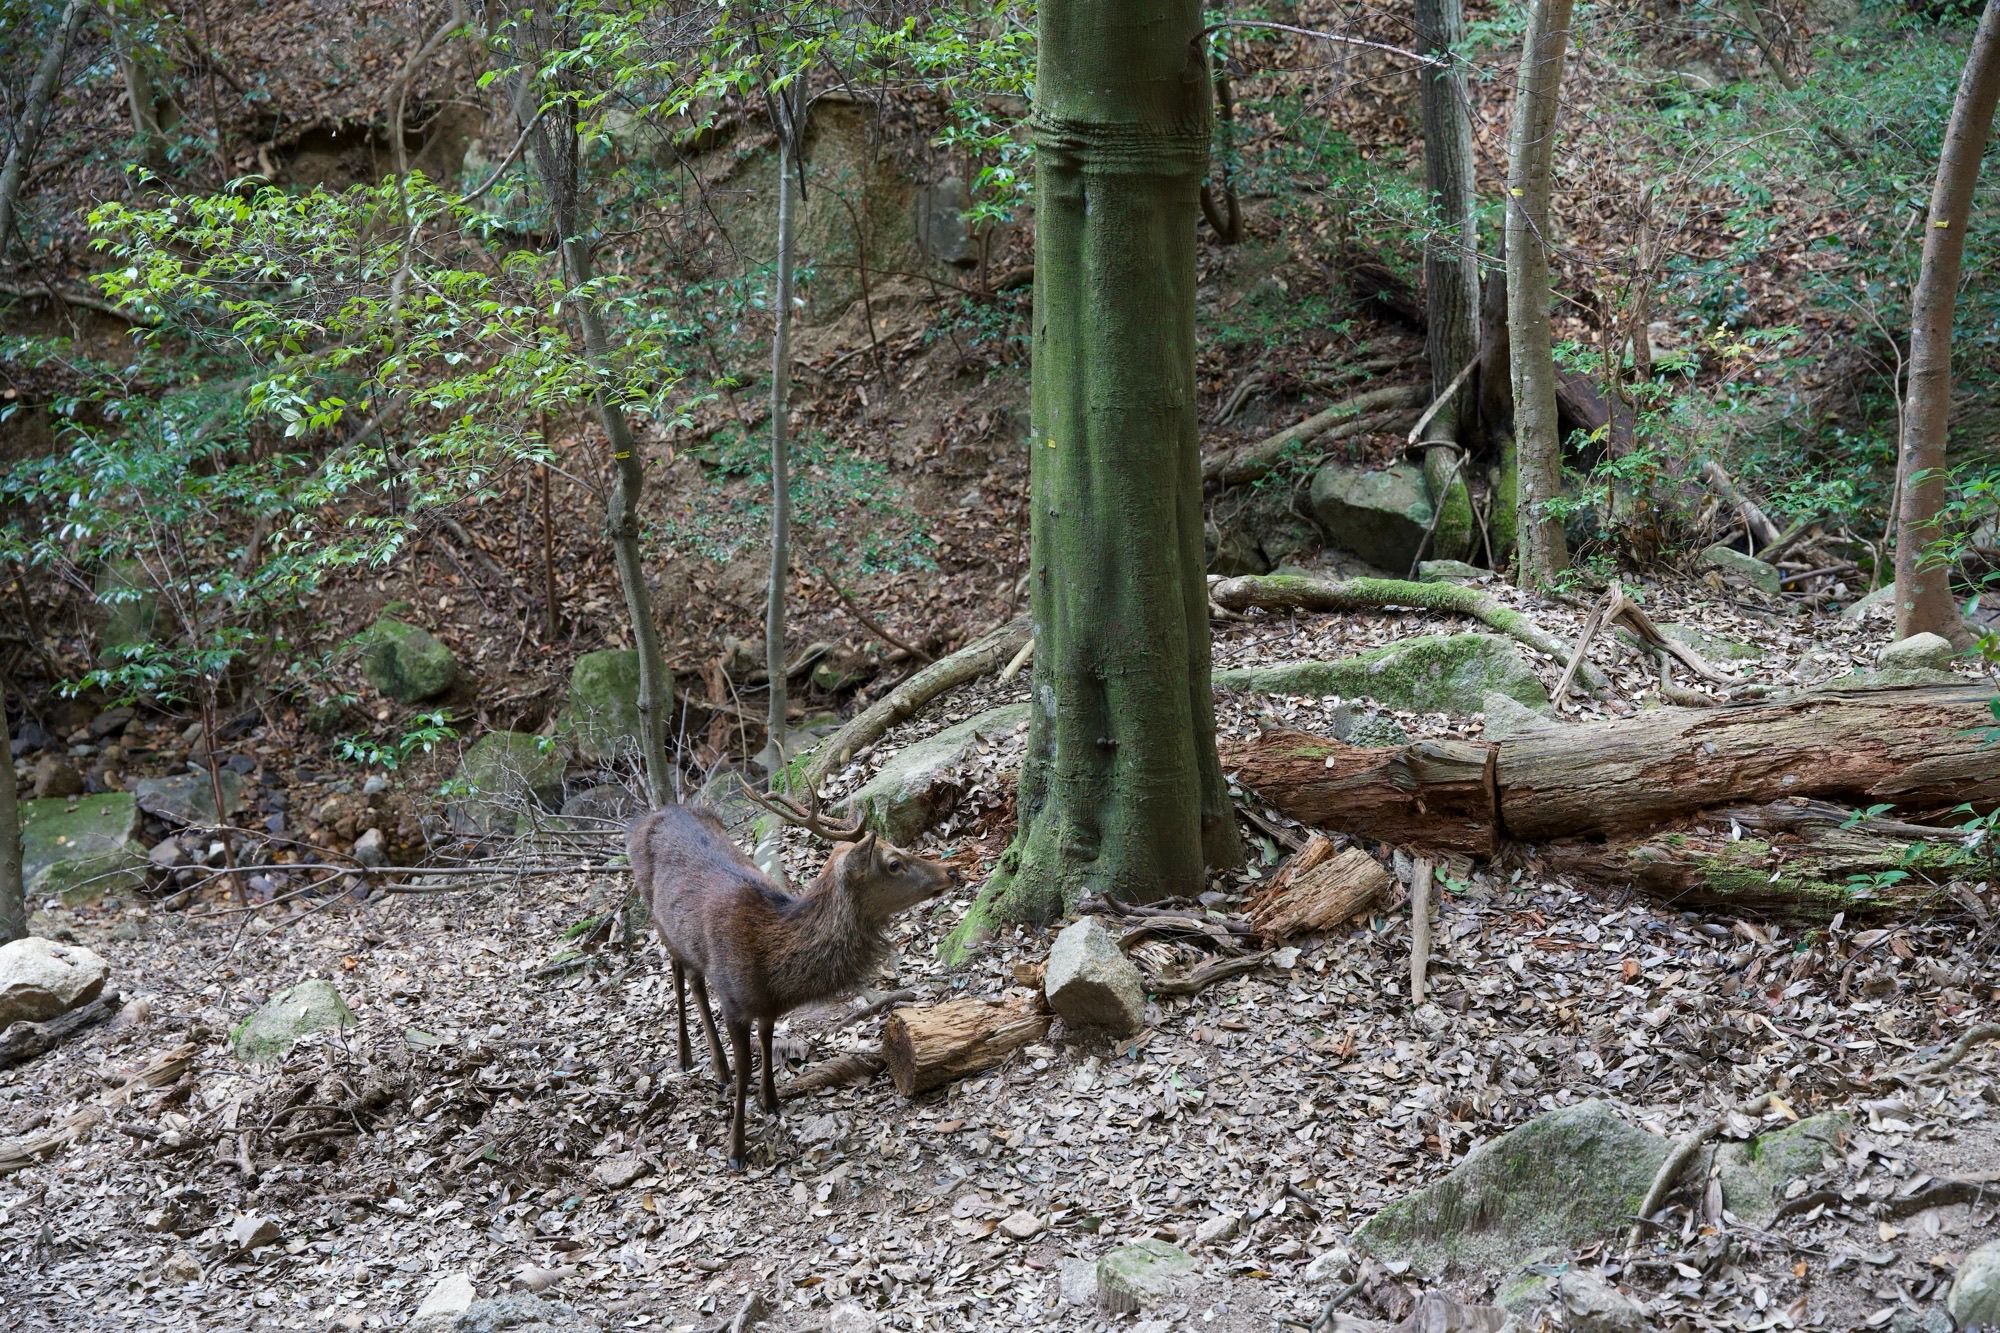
xmin=1248 ymin=835 xmax=1395 ymax=939
xmin=882 ymin=996 xmax=1052 ymax=1097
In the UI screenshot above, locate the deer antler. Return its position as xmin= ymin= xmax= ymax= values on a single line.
xmin=738 ymin=778 xmax=869 ymax=844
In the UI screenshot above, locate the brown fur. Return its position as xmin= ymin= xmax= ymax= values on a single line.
xmin=626 ymin=803 xmax=954 ymax=1167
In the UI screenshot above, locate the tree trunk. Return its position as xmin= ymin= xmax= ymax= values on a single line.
xmin=1416 ymin=0 xmax=1480 ymax=457
xmin=1222 ymin=682 xmax=2000 ymax=857
xmin=1504 ymin=0 xmax=1576 ymax=588
xmin=0 ymin=0 xmax=87 ymax=256
xmin=110 ymin=4 xmax=178 ymax=171
xmin=506 ymin=11 xmax=675 ymax=805
xmin=0 ymin=694 xmax=24 ymax=943
xmin=989 ymin=0 xmax=1242 ymax=924
xmin=1893 ymin=0 xmax=2000 ymax=646
xmin=764 ymin=76 xmax=805 ymax=768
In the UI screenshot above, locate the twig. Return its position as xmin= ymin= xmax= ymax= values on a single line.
xmin=1408 ymin=858 xmax=1432 ymax=1006
xmin=1555 ymin=590 xmax=1617 ymax=704
xmin=998 ymin=636 xmax=1035 ymax=682
xmin=1202 ymin=18 xmax=1445 ymax=67
xmin=1149 ymin=952 xmax=1269 ymax=998
xmin=1880 ymin=1023 xmax=2000 ymax=1088
xmin=1626 ymin=1091 xmax=1777 ymax=1253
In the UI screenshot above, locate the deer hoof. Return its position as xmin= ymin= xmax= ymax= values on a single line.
xmin=727 ymin=1154 xmax=746 ymax=1172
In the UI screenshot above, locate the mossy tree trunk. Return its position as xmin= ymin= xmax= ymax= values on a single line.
xmin=990 ymin=0 xmax=1242 ymax=924
xmin=763 ymin=72 xmax=806 ymax=769
xmin=1893 ymin=0 xmax=2000 ymax=647
xmin=108 ymin=1 xmax=179 ymax=172
xmin=1504 ymin=0 xmax=1575 ymax=589
xmin=501 ymin=6 xmax=675 ymax=805
xmin=1416 ymin=0 xmax=1480 ymax=560
xmin=0 ymin=0 xmax=87 ymax=256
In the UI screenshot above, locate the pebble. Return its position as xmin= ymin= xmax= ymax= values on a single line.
xmin=998 ymin=1210 xmax=1044 ymax=1241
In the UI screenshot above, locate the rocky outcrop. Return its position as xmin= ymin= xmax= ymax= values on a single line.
xmin=1309 ymin=459 xmax=1435 ymax=572
xmin=133 ymin=770 xmax=246 ymax=827
xmin=1215 ymin=633 xmax=1552 ymax=715
xmin=447 ymin=732 xmax=566 ymax=836
xmin=21 ymin=792 xmax=148 ymax=904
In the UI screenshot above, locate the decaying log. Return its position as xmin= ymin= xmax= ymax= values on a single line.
xmin=0 ymin=993 xmax=119 ymax=1069
xmin=1248 ymin=835 xmax=1395 ymax=939
xmin=1225 ymin=683 xmax=2000 ymax=862
xmin=1149 ymin=952 xmax=1270 ymax=998
xmin=1203 ymin=383 xmax=1425 ymax=485
xmin=882 ymin=996 xmax=1051 ymax=1097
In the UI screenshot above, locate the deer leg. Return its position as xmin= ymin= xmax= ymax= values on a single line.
xmin=725 ymin=1019 xmax=752 ymax=1170
xmin=670 ymin=959 xmax=692 ymax=1071
xmin=757 ymin=1019 xmax=779 ymax=1115
xmin=689 ymin=973 xmax=729 ymax=1084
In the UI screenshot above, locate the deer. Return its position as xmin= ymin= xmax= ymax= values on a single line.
xmin=626 ymin=783 xmax=956 ymax=1169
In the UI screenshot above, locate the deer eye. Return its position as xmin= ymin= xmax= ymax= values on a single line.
xmin=886 ymin=856 xmax=903 ymax=872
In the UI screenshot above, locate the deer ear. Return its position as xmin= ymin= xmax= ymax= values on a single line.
xmin=852 ymin=831 xmax=879 ymax=863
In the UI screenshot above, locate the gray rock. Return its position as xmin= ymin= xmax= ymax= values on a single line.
xmin=1192 ymin=1213 xmax=1241 ymax=1247
xmin=0 ymin=938 xmax=110 ymax=1028
xmin=1948 ymin=1239 xmax=2000 ymax=1328
xmin=561 ymin=650 xmax=643 ymax=764
xmin=1877 ymin=632 xmax=1956 ymax=673
xmin=89 ymin=707 xmax=134 ymax=739
xmin=414 ymin=1273 xmax=477 ymax=1322
xmin=1206 ymin=520 xmax=1270 ymax=577
xmin=1481 ymin=691 xmax=1554 ymax=742
xmin=1059 ymin=1258 xmax=1098 ymax=1306
xmin=1713 ymin=1111 xmax=1851 ymax=1226
xmin=916 ymin=174 xmax=975 ymax=268
xmin=839 ymin=703 xmax=1027 ymax=844
xmin=1096 ymin=1239 xmax=1196 ymax=1313
xmin=1555 ymin=1271 xmax=1650 ymax=1333
xmin=1699 ymin=544 xmax=1782 ymax=596
xmin=351 ymin=828 xmax=386 ymax=869
xmin=1840 ymin=585 xmax=1897 ymax=622
xmin=357 ymin=617 xmax=459 ymax=703
xmin=1646 ymin=623 xmax=1761 ymax=666
xmin=1045 ymin=917 xmax=1146 ymax=1036
xmin=448 ymin=732 xmax=566 ymax=837
xmin=423 ymin=1293 xmax=599 ymax=1333
xmin=32 ymin=755 xmax=84 ymax=799
xmin=559 ymin=784 xmax=644 ymax=827
xmin=1216 ymin=633 xmax=1552 ymax=715
xmin=1418 ymin=560 xmax=1488 ymax=583
xmin=1355 ymin=1100 xmax=1669 ymax=1277
xmin=1310 ymin=460 xmax=1434 ymax=572
xmin=147 ymin=838 xmax=187 ymax=870
xmin=21 ymin=792 xmax=148 ymax=904
xmin=132 ymin=770 xmax=246 ymax=827
xmin=230 ymin=979 xmax=356 ymax=1065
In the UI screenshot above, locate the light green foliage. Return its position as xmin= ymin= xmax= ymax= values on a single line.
xmin=337 ymin=710 xmax=459 ymax=772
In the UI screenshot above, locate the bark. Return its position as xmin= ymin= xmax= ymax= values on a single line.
xmin=1246 ymin=836 xmax=1392 ymax=941
xmin=991 ymin=0 xmax=1242 ymax=923
xmin=1223 ymin=682 xmax=2000 ymax=858
xmin=0 ymin=695 xmax=23 ymax=943
xmin=0 ymin=0 xmax=88 ymax=256
xmin=505 ymin=9 xmax=675 ymax=804
xmin=1198 ymin=56 xmax=1242 ymax=243
xmin=882 ymin=995 xmax=1052 ymax=1096
xmin=1203 ymin=382 xmax=1425 ymax=485
xmin=0 ymin=994 xmax=118 ymax=1069
xmin=764 ymin=75 xmax=806 ymax=764
xmin=1893 ymin=0 xmax=2000 ymax=646
xmin=1416 ymin=0 xmax=1480 ymax=449
xmin=1505 ymin=0 xmax=1576 ymax=588
xmin=109 ymin=3 xmax=178 ymax=171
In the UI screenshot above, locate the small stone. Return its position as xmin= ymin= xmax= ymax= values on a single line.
xmin=0 ymin=937 xmax=110 ymax=1028
xmin=1878 ymin=632 xmax=1956 ymax=673
xmin=142 ymin=1206 xmax=176 ymax=1232
xmin=414 ymin=1272 xmax=477 ymax=1321
xmin=1059 ymin=1258 xmax=1098 ymax=1306
xmin=226 ymin=1212 xmax=280 ymax=1254
xmin=230 ymin=980 xmax=356 ymax=1065
xmin=31 ymin=755 xmax=84 ymax=799
xmin=351 ymin=828 xmax=386 ymax=869
xmin=1096 ymin=1239 xmax=1196 ymax=1313
xmin=1555 ymin=1270 xmax=1649 ymax=1333
xmin=361 ymin=775 xmax=388 ymax=796
xmin=88 ymin=707 xmax=134 ymax=739
xmin=1045 ymin=917 xmax=1147 ymax=1036
xmin=828 ymin=1302 xmax=878 ymax=1333
xmin=163 ymin=1250 xmax=202 ymax=1282
xmin=592 ymin=1154 xmax=646 ymax=1189
xmin=1950 ymin=1239 xmax=2000 ymax=1328
xmin=1301 ymin=1247 xmax=1354 ymax=1285
xmin=1193 ymin=1213 xmax=1242 ymax=1247
xmin=998 ymin=1209 xmax=1044 ymax=1241
xmin=263 ymin=813 xmax=286 ymax=836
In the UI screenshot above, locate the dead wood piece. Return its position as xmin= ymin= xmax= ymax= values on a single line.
xmin=1149 ymin=952 xmax=1270 ymax=998
xmin=0 ymin=994 xmax=119 ymax=1069
xmin=0 ymin=1041 xmax=197 ymax=1175
xmin=1210 ymin=572 xmax=1611 ymax=696
xmin=1249 ymin=843 xmax=1393 ymax=940
xmin=1204 ymin=383 xmax=1424 ymax=485
xmin=1881 ymin=1022 xmax=2000 ymax=1088
xmin=1409 ymin=858 xmax=1433 ymax=1006
xmin=882 ymin=996 xmax=1051 ymax=1098
xmin=1226 ymin=734 xmax=1497 ymax=856
xmin=781 ymin=1052 xmax=887 ymax=1101
xmin=1701 ymin=460 xmax=1783 ymax=549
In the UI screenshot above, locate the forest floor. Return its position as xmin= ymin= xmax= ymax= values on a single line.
xmin=5 ymin=579 xmax=1996 ymax=1333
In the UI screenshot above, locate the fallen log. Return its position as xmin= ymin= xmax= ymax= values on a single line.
xmin=1210 ymin=572 xmax=1611 ymax=696
xmin=1224 ymin=683 xmax=2000 ymax=860
xmin=882 ymin=995 xmax=1051 ymax=1097
xmin=1203 ymin=383 xmax=1424 ymax=485
xmin=0 ymin=993 xmax=119 ymax=1069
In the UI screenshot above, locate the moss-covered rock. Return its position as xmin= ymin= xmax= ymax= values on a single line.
xmin=1714 ymin=1111 xmax=1852 ymax=1226
xmin=447 ymin=732 xmax=566 ymax=836
xmin=1951 ymin=1239 xmax=2000 ymax=1329
xmin=21 ymin=792 xmax=148 ymax=904
xmin=1215 ymin=633 xmax=1551 ymax=715
xmin=1422 ymin=445 xmax=1476 ymax=563
xmin=561 ymin=649 xmax=642 ymax=764
xmin=132 ymin=770 xmax=246 ymax=827
xmin=1417 ymin=559 xmax=1488 ymax=584
xmin=230 ymin=980 xmax=356 ymax=1065
xmin=357 ymin=617 xmax=459 ymax=703
xmin=1309 ymin=459 xmax=1435 ymax=572
xmin=1699 ymin=544 xmax=1782 ymax=596
xmin=840 ymin=703 xmax=1028 ymax=844
xmin=1095 ymin=1240 xmax=1197 ymax=1313
xmin=1354 ymin=1100 xmax=1668 ymax=1277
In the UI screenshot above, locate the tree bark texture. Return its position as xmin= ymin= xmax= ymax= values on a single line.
xmin=1223 ymin=683 xmax=2000 ymax=857
xmin=764 ymin=75 xmax=805 ymax=763
xmin=1893 ymin=0 xmax=2000 ymax=646
xmin=0 ymin=0 xmax=87 ymax=256
xmin=882 ymin=995 xmax=1052 ymax=1096
xmin=989 ymin=0 xmax=1243 ymax=924
xmin=1505 ymin=0 xmax=1576 ymax=588
xmin=506 ymin=8 xmax=675 ymax=805
xmin=1416 ymin=0 xmax=1480 ymax=449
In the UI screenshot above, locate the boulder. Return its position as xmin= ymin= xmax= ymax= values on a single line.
xmin=31 ymin=755 xmax=83 ymax=799
xmin=1553 ymin=1271 xmax=1651 ymax=1333
xmin=447 ymin=732 xmax=566 ymax=837
xmin=561 ymin=650 xmax=642 ymax=764
xmin=0 ymin=938 xmax=110 ymax=1028
xmin=1417 ymin=560 xmax=1487 ymax=584
xmin=1950 ymin=1240 xmax=2000 ymax=1329
xmin=21 ymin=792 xmax=148 ymax=904
xmin=1877 ymin=632 xmax=1956 ymax=673
xmin=1713 ymin=1110 xmax=1851 ymax=1226
xmin=419 ymin=1293 xmax=599 ymax=1333
xmin=1215 ymin=633 xmax=1551 ymax=715
xmin=1095 ymin=1240 xmax=1197 ymax=1313
xmin=1652 ymin=622 xmax=1761 ymax=666
xmin=357 ymin=617 xmax=459 ymax=703
xmin=1310 ymin=459 xmax=1435 ymax=572
xmin=132 ymin=770 xmax=246 ymax=827
xmin=1480 ymin=691 xmax=1553 ymax=742
xmin=559 ymin=784 xmax=645 ymax=827
xmin=1840 ymin=585 xmax=1897 ymax=622
xmin=1045 ymin=917 xmax=1147 ymax=1036
xmin=1354 ymin=1100 xmax=1668 ymax=1276
xmin=839 ymin=703 xmax=1027 ymax=843
xmin=230 ymin=979 xmax=357 ymax=1065
xmin=1699 ymin=544 xmax=1782 ymax=596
